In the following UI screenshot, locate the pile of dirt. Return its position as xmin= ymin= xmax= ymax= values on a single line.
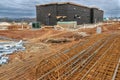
xmin=102 ymin=23 xmax=120 ymax=32
xmin=50 ymin=32 xmax=86 ymax=41
xmin=46 ymin=38 xmax=71 ymax=43
xmin=42 ymin=32 xmax=87 ymax=43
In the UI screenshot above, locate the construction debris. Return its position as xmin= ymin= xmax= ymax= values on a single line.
xmin=77 ymin=32 xmax=90 ymax=37
xmin=0 ymin=40 xmax=25 ymax=65
xmin=54 ymin=25 xmax=65 ymax=31
xmin=0 ymin=56 xmax=9 ymax=65
xmin=0 ymin=22 xmax=119 ymax=80
xmin=96 ymin=26 xmax=102 ymax=34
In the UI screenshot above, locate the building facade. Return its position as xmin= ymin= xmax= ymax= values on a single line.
xmin=36 ymin=2 xmax=104 ymax=25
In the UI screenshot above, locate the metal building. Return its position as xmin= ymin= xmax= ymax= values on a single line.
xmin=36 ymin=2 xmax=104 ymax=25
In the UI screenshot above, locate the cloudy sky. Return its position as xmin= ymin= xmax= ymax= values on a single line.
xmin=0 ymin=0 xmax=119 ymax=18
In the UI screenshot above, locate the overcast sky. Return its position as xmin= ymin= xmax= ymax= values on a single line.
xmin=0 ymin=0 xmax=119 ymax=18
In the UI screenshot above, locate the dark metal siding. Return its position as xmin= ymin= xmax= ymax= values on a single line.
xmin=36 ymin=3 xmax=104 ymax=25
xmin=66 ymin=4 xmax=91 ymax=24
xmin=36 ymin=4 xmax=57 ymax=25
xmin=91 ymin=8 xmax=104 ymax=23
xmin=57 ymin=4 xmax=68 ymax=16
xmin=90 ymin=9 xmax=94 ymax=23
xmin=56 ymin=4 xmax=68 ymax=21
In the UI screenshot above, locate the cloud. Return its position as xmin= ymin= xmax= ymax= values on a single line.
xmin=0 ymin=0 xmax=119 ymax=18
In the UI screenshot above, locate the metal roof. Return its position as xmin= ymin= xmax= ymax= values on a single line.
xmin=36 ymin=2 xmax=90 ymax=9
xmin=36 ymin=2 xmax=103 ymax=11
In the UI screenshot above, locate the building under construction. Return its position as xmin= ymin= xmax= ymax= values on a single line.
xmin=36 ymin=2 xmax=104 ymax=25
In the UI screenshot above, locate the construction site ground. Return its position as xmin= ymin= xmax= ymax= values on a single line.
xmin=0 ymin=22 xmax=120 ymax=80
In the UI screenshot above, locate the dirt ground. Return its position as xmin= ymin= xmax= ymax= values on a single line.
xmin=0 ymin=22 xmax=119 ymax=80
